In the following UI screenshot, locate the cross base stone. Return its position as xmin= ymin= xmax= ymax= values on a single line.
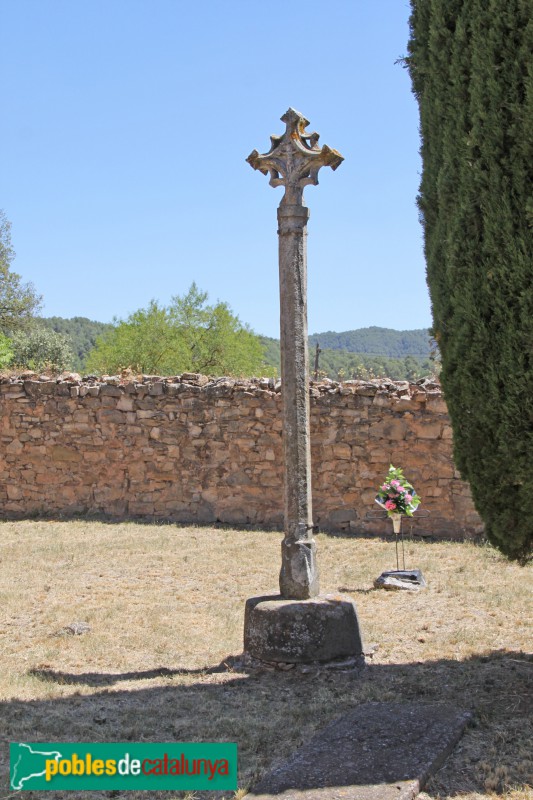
xmin=244 ymin=594 xmax=363 ymax=664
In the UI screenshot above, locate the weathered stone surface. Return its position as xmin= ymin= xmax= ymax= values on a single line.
xmin=374 ymin=570 xmax=427 ymax=591
xmin=56 ymin=621 xmax=91 ymax=636
xmin=279 ymin=539 xmax=320 ymax=600
xmin=51 ymin=446 xmax=82 ymax=463
xmin=181 ymin=372 xmax=209 ymax=386
xmin=244 ymin=702 xmax=472 ymax=800
xmin=99 ymin=385 xmax=122 ymax=397
xmin=96 ymin=410 xmax=126 ymax=425
xmin=244 ymin=594 xmax=363 ymax=663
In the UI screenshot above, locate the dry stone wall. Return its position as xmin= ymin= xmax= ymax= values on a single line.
xmin=0 ymin=373 xmax=483 ymax=539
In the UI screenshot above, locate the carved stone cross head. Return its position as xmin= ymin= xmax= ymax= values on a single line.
xmin=247 ymin=108 xmax=343 ymax=206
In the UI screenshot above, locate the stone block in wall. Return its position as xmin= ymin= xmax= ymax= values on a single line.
xmin=6 ymin=484 xmax=23 ymax=500
xmin=368 ymin=418 xmax=408 ymax=440
xmin=100 ymin=385 xmax=122 ymax=397
xmin=328 ymin=507 xmax=357 ymax=524
xmin=117 ymin=396 xmax=134 ymax=412
xmin=426 ymin=396 xmax=449 ymax=414
xmin=96 ymin=410 xmax=127 ymax=424
xmin=61 ymin=423 xmax=93 ymax=434
xmin=411 ymin=420 xmax=443 ymax=439
xmin=146 ymin=469 xmax=174 ymax=482
xmin=35 ymin=471 xmax=60 ymax=484
xmin=128 ymin=501 xmax=155 ymax=515
xmin=5 ymin=439 xmax=23 ymax=454
xmin=227 ymin=470 xmax=253 ymax=486
xmin=331 ymin=443 xmax=352 ymax=460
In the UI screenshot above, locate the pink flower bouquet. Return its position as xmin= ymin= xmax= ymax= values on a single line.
xmin=375 ymin=465 xmax=421 ymax=518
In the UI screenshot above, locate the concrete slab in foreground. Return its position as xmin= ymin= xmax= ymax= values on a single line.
xmin=244 ymin=702 xmax=471 ymax=800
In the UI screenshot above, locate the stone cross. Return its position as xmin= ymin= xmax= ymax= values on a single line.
xmin=247 ymin=108 xmax=343 ymax=599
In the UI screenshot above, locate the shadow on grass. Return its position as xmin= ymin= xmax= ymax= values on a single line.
xmin=28 ymin=658 xmax=240 ymax=687
xmin=2 ymin=649 xmax=531 ymax=799
xmin=0 ymin=511 xmax=483 ymax=547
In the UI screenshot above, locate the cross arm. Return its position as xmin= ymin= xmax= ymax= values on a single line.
xmin=246 ymin=108 xmax=343 ymax=205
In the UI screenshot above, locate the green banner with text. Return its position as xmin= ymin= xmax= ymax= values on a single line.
xmin=10 ymin=742 xmax=238 ymax=791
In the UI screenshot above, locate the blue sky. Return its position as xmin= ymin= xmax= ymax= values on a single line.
xmin=2 ymin=0 xmax=431 ymax=339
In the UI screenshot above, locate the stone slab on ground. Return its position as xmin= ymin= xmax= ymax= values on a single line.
xmin=244 ymin=702 xmax=471 ymax=800
xmin=374 ymin=569 xmax=427 ymax=592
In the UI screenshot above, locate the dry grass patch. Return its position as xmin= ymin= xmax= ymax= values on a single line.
xmin=0 ymin=520 xmax=531 ymax=800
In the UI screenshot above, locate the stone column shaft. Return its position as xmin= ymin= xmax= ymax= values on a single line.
xmin=277 ymin=203 xmax=319 ymax=599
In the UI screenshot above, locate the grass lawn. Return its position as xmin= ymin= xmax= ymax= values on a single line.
xmin=0 ymin=520 xmax=531 ymax=800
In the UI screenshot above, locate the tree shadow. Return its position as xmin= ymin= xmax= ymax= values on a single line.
xmin=2 ymin=649 xmax=531 ymax=799
xmin=28 ymin=658 xmax=238 ymax=687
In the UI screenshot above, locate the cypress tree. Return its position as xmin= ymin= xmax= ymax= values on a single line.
xmin=408 ymin=0 xmax=533 ymax=560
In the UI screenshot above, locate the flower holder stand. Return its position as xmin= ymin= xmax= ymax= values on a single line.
xmin=370 ymin=504 xmax=427 ymax=591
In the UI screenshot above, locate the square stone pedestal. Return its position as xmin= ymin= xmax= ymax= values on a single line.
xmin=244 ymin=594 xmax=363 ymax=664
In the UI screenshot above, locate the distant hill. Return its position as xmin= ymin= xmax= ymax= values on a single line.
xmin=38 ymin=316 xmax=113 ymax=371
xmin=260 ymin=327 xmax=432 ymax=364
xmin=308 ymin=327 xmax=431 ymax=358
xmin=259 ymin=327 xmax=435 ymax=381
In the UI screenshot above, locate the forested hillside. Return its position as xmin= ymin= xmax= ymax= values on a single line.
xmin=38 ymin=317 xmax=113 ymax=371
xmin=308 ymin=327 xmax=431 ymax=357
xmin=259 ymin=334 xmax=435 ymax=381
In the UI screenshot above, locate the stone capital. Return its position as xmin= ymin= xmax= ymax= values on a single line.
xmin=247 ymin=108 xmax=343 ymax=206
xmin=277 ymin=204 xmax=310 ymax=235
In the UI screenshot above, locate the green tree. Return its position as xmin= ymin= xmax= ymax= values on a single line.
xmin=11 ymin=326 xmax=73 ymax=372
xmin=404 ymin=356 xmax=422 ymax=381
xmin=0 ymin=332 xmax=13 ymax=369
xmin=86 ymin=300 xmax=179 ymax=375
xmin=0 ymin=210 xmax=42 ymax=334
xmin=169 ymin=283 xmax=269 ymax=376
xmin=86 ymin=283 xmax=272 ymax=377
xmin=407 ymin=0 xmax=533 ymax=560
